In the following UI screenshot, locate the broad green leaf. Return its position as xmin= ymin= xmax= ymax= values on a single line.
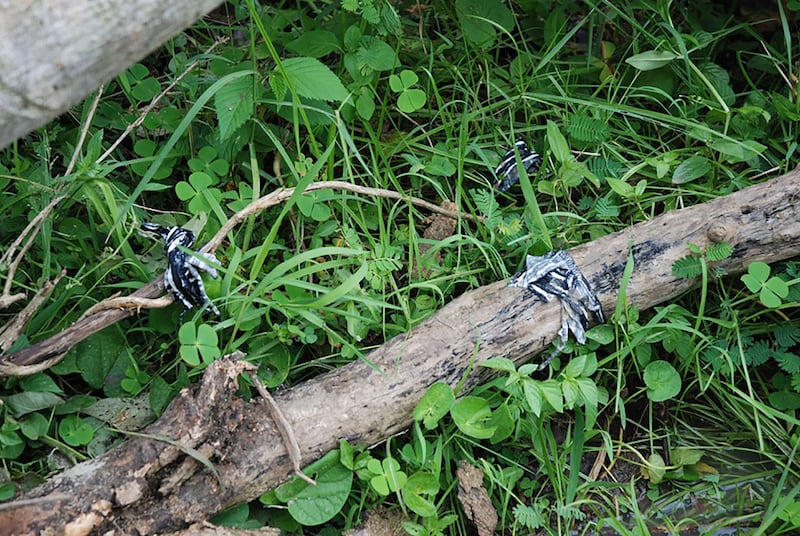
xmin=413 ymin=382 xmax=455 ymax=430
xmin=58 ymin=415 xmax=94 ymax=446
xmin=643 ymin=452 xmax=667 ymax=483
xmin=0 ymin=483 xmax=14 ymax=501
xmin=546 ymin=121 xmax=571 ymax=163
xmin=214 ymin=74 xmax=255 ymax=142
xmin=563 ymin=354 xmax=588 ymax=379
xmin=606 ymin=177 xmax=634 ymax=198
xmin=19 ymin=412 xmax=50 ymax=440
xmin=540 ymin=379 xmax=563 ymax=413
xmin=643 ymin=360 xmax=681 ymax=402
xmin=19 ymin=374 xmax=63 ymax=394
xmin=402 ymin=472 xmax=439 ymax=517
xmin=672 ymin=155 xmax=711 ymax=184
xmin=285 ymin=30 xmax=340 ymax=58
xmin=2 ymin=391 xmax=64 ymax=417
xmin=625 ymin=50 xmax=679 ymax=71
xmin=274 ymin=449 xmax=352 ymax=525
xmin=480 ymin=357 xmax=516 ymax=373
xmin=355 ymin=88 xmax=375 ymax=120
xmin=489 ymin=403 xmax=514 ymax=443
xmin=671 ymin=447 xmax=704 ymax=466
xmin=455 ymin=0 xmax=514 ymax=47
xmin=710 ymin=139 xmax=766 ymax=163
xmin=279 ymin=57 xmax=348 ymax=102
xmin=69 ymin=329 xmax=126 ymax=390
xmin=522 ymin=379 xmax=542 ymax=417
xmin=586 ymin=324 xmax=615 ymax=345
xmin=397 ymin=88 xmax=426 ymax=113
xmin=369 ymin=457 xmax=407 ymax=496
xmin=741 ymin=262 xmax=770 ymax=292
xmin=450 ymin=396 xmax=496 ymax=439
xmin=357 ymin=37 xmax=398 ymax=71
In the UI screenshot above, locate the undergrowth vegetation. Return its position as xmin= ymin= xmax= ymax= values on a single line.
xmin=1 ymin=0 xmax=800 ymax=533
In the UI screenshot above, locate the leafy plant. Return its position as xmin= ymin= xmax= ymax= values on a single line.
xmin=389 ymin=70 xmax=427 ymax=113
xmin=741 ymin=261 xmax=790 ymax=308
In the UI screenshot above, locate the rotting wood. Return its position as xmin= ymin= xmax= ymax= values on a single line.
xmin=0 ymin=169 xmax=799 ymax=534
xmin=0 ymin=0 xmax=224 ymax=149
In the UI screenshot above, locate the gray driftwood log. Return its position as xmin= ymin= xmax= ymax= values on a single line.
xmin=1 ymin=168 xmax=799 ymax=534
xmin=0 ymin=0 xmax=223 ymax=149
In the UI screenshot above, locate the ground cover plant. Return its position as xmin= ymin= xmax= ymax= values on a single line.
xmin=1 ymin=0 xmax=800 ymax=534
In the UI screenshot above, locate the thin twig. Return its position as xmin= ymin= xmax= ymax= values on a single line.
xmin=80 ymin=295 xmax=174 ymax=320
xmin=66 ymin=86 xmax=105 ymax=175
xmin=98 ymin=37 xmax=228 ymax=164
xmin=1 ymin=86 xmax=105 ymax=308
xmin=0 ymin=181 xmax=477 ymax=374
xmin=203 ymin=180 xmax=480 ymax=254
xmin=248 ymin=371 xmax=316 ymax=486
xmin=0 ymin=270 xmax=67 ymax=352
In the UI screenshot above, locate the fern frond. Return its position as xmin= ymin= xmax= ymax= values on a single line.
xmin=672 ymin=255 xmax=702 ymax=279
xmin=744 ymin=340 xmax=771 ymax=366
xmin=513 ymin=503 xmax=545 ymax=529
xmin=776 ymin=325 xmax=800 ymax=349
xmin=567 ymin=113 xmax=610 ymax=143
xmin=706 ymin=242 xmax=733 ymax=262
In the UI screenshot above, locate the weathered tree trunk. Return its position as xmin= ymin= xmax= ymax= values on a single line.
xmin=2 ymin=169 xmax=799 ymax=534
xmin=0 ymin=0 xmax=223 ymax=149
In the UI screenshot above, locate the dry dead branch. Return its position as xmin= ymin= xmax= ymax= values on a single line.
xmin=0 ymin=169 xmax=798 ymax=533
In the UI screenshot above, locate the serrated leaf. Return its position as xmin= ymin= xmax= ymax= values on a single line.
xmin=215 ymin=74 xmax=254 ymax=142
xmin=279 ymin=57 xmax=348 ymax=102
xmin=356 ymin=37 xmax=397 ymax=71
xmin=744 ymin=340 xmax=771 ymax=366
xmin=285 ymin=30 xmax=340 ymax=58
xmin=774 ymin=350 xmax=800 ymax=374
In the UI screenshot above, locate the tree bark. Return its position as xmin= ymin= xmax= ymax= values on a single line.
xmin=2 ymin=169 xmax=799 ymax=534
xmin=0 ymin=0 xmax=223 ymax=149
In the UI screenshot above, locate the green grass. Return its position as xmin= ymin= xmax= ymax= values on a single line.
xmin=1 ymin=0 xmax=800 ymax=533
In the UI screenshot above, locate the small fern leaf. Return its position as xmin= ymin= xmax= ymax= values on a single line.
xmin=706 ymin=242 xmax=733 ymax=262
xmin=775 ymin=350 xmax=800 ymax=374
xmin=744 ymin=340 xmax=771 ymax=366
xmin=567 ymin=114 xmax=610 ymax=143
xmin=672 ymin=255 xmax=702 ymax=279
xmin=594 ymin=196 xmax=620 ymax=219
xmin=776 ymin=325 xmax=800 ymax=349
xmin=513 ymin=504 xmax=545 ymax=529
xmin=472 ymin=188 xmax=501 ymax=229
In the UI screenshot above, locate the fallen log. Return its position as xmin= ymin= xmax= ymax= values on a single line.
xmin=1 ymin=168 xmax=799 ymax=534
xmin=0 ymin=0 xmax=223 ymax=149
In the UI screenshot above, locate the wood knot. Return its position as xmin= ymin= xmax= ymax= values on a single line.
xmin=706 ymin=218 xmax=736 ymax=243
